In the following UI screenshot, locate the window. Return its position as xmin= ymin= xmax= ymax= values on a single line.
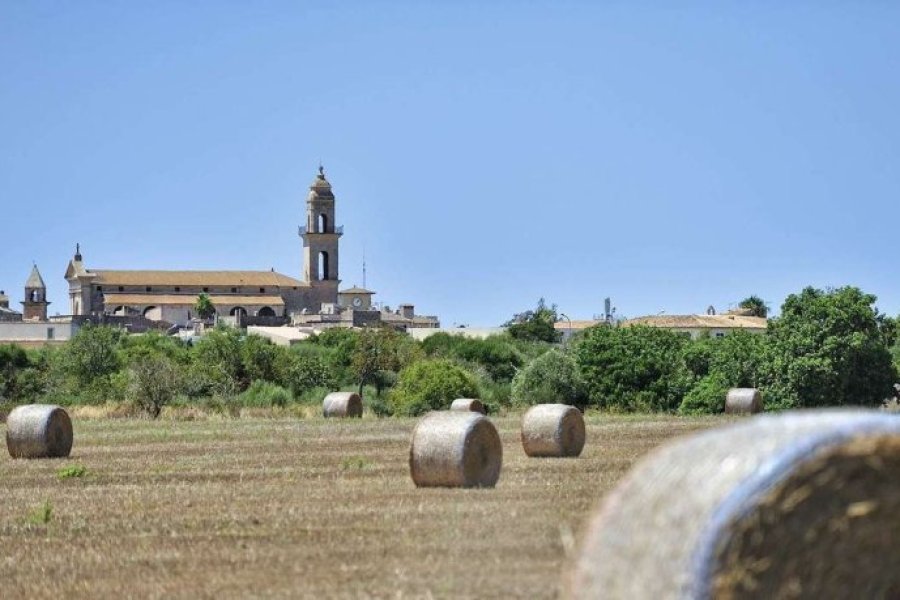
xmin=203 ymin=287 xmax=209 ymax=293
xmin=715 ymin=332 xmax=726 ymax=338
xmin=259 ymin=287 xmax=265 ymax=293
xmin=146 ymin=286 xmax=152 ymax=292
xmin=231 ymin=287 xmax=238 ymax=293
xmin=175 ymin=287 xmax=181 ymax=292
xmin=318 ymin=251 xmax=329 ymax=280
xmin=118 ymin=286 xmax=124 ymax=292
xmin=97 ymin=286 xmax=103 ymax=292
xmin=47 ymin=327 xmax=55 ymax=340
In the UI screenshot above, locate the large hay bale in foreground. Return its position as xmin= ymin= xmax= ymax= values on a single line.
xmin=6 ymin=404 xmax=73 ymax=459
xmin=521 ymin=404 xmax=585 ymax=457
xmin=322 ymin=392 xmax=362 ymax=418
xmin=567 ymin=411 xmax=900 ymax=599
xmin=725 ymin=387 xmax=763 ymax=414
xmin=450 ymin=398 xmax=486 ymax=414
xmin=409 ymin=411 xmax=502 ymax=488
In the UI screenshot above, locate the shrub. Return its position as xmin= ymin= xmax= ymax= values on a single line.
xmin=511 ymin=349 xmax=587 ymax=408
xmin=276 ymin=350 xmax=335 ymax=397
xmin=238 ymin=380 xmax=292 ymax=407
xmin=679 ymin=374 xmax=730 ymax=414
xmin=389 ymin=360 xmax=480 ymax=417
xmin=128 ymin=355 xmax=182 ymax=418
xmin=574 ymin=325 xmax=692 ymax=412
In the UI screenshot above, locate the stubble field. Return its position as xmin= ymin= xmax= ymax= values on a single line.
xmin=0 ymin=412 xmax=725 ymax=599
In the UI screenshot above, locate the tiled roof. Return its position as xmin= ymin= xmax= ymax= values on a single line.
xmin=102 ymin=294 xmax=285 ymax=307
xmin=90 ymin=270 xmax=304 ymax=287
xmin=553 ymin=320 xmax=603 ymax=330
xmin=623 ymin=314 xmax=767 ymax=330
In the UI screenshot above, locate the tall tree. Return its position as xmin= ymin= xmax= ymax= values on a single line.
xmin=738 ymin=295 xmax=769 ymax=318
xmin=505 ymin=298 xmax=561 ymax=343
xmin=195 ymin=293 xmax=215 ymax=320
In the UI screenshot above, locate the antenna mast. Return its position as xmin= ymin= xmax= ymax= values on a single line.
xmin=362 ymin=246 xmax=367 ymax=289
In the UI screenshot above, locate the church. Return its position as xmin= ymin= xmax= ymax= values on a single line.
xmin=64 ymin=167 xmax=439 ymax=329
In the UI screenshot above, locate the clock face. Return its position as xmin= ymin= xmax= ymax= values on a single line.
xmin=352 ymin=297 xmax=363 ymax=307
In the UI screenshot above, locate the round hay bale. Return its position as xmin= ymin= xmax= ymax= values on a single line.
xmin=6 ymin=404 xmax=73 ymax=459
xmin=521 ymin=403 xmax=585 ymax=457
xmin=409 ymin=411 xmax=502 ymax=488
xmin=567 ymin=410 xmax=900 ymax=599
xmin=322 ymin=392 xmax=362 ymax=418
xmin=725 ymin=387 xmax=763 ymax=414
xmin=450 ymin=398 xmax=486 ymax=414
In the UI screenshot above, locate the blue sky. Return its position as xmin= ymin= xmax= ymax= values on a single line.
xmin=2 ymin=2 xmax=899 ymax=326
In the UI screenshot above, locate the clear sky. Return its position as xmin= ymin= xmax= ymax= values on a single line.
xmin=2 ymin=2 xmax=899 ymax=326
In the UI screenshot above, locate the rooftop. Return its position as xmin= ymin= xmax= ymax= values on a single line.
xmin=102 ymin=293 xmax=286 ymax=307
xmin=623 ymin=314 xmax=768 ymax=330
xmin=89 ymin=270 xmax=305 ymax=288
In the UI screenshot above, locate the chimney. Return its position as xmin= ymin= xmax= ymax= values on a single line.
xmin=399 ymin=304 xmax=414 ymax=319
xmin=0 ymin=290 xmax=7 ymax=308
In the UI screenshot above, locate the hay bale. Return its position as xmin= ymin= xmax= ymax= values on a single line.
xmin=521 ymin=403 xmax=585 ymax=457
xmin=567 ymin=410 xmax=900 ymax=599
xmin=322 ymin=392 xmax=362 ymax=418
xmin=450 ymin=398 xmax=486 ymax=414
xmin=409 ymin=411 xmax=502 ymax=488
xmin=6 ymin=404 xmax=73 ymax=459
xmin=725 ymin=387 xmax=763 ymax=414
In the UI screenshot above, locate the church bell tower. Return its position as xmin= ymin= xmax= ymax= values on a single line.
xmin=300 ymin=166 xmax=341 ymax=309
xmin=22 ymin=264 xmax=50 ymax=321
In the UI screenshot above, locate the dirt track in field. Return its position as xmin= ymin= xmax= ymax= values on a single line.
xmin=0 ymin=413 xmax=723 ymax=599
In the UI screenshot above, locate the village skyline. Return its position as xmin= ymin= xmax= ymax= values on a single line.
xmin=2 ymin=3 xmax=899 ymax=326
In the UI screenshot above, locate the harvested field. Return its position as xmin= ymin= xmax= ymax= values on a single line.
xmin=0 ymin=413 xmax=723 ymax=599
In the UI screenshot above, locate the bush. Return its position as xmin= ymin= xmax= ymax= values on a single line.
xmin=128 ymin=355 xmax=182 ymax=418
xmin=238 ymin=380 xmax=292 ymax=407
xmin=511 ymin=349 xmax=587 ymax=408
xmin=574 ymin=325 xmax=692 ymax=412
xmin=679 ymin=374 xmax=730 ymax=414
xmin=389 ymin=360 xmax=480 ymax=417
xmin=276 ymin=349 xmax=335 ymax=397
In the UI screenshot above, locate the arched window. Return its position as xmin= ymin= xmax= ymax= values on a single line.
xmin=318 ymin=213 xmax=328 ymax=233
xmin=230 ymin=306 xmax=247 ymax=317
xmin=318 ymin=251 xmax=330 ymax=280
xmin=257 ymin=306 xmax=276 ymax=317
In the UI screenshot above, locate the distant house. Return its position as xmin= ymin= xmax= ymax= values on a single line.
xmin=622 ymin=313 xmax=767 ymax=339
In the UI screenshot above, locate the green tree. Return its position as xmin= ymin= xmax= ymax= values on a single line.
xmin=389 ymin=359 xmax=480 ymax=416
xmin=738 ymin=295 xmax=769 ymax=318
xmin=192 ymin=327 xmax=245 ymax=390
xmin=128 ymin=355 xmax=182 ymax=418
xmin=679 ymin=331 xmax=767 ymax=414
xmin=506 ymin=298 xmax=561 ymax=343
xmin=60 ymin=325 xmax=123 ymax=388
xmin=573 ymin=325 xmax=692 ymax=412
xmin=195 ymin=293 xmax=215 ymax=320
xmin=511 ymin=349 xmax=587 ymax=408
xmin=350 ymin=327 xmax=422 ymax=397
xmin=761 ymin=286 xmax=896 ymax=409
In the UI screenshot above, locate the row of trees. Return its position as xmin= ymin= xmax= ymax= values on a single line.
xmin=0 ymin=286 xmax=897 ymax=417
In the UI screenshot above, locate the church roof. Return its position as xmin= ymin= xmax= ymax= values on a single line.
xmin=103 ymin=293 xmax=285 ymax=307
xmin=339 ymin=286 xmax=375 ymax=295
xmin=25 ymin=265 xmax=46 ymax=289
xmin=90 ymin=270 xmax=305 ymax=288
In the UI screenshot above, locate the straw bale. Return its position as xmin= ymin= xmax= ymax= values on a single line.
xmin=450 ymin=398 xmax=486 ymax=414
xmin=409 ymin=411 xmax=502 ymax=488
xmin=322 ymin=392 xmax=362 ymax=418
xmin=725 ymin=387 xmax=763 ymax=414
xmin=567 ymin=410 xmax=900 ymax=599
xmin=6 ymin=404 xmax=73 ymax=459
xmin=521 ymin=404 xmax=585 ymax=457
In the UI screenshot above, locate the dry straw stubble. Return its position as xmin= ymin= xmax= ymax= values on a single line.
xmin=567 ymin=410 xmax=900 ymax=599
xmin=409 ymin=411 xmax=502 ymax=488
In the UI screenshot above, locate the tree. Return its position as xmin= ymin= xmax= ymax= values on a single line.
xmin=761 ymin=286 xmax=896 ymax=409
xmin=738 ymin=295 xmax=769 ymax=318
xmin=679 ymin=331 xmax=767 ymax=414
xmin=195 ymin=293 xmax=215 ymax=320
xmin=60 ymin=325 xmax=123 ymax=388
xmin=505 ymin=298 xmax=561 ymax=343
xmin=573 ymin=324 xmax=692 ymax=412
xmin=128 ymin=355 xmax=182 ymax=418
xmin=511 ymin=349 xmax=587 ymax=408
xmin=349 ymin=327 xmax=418 ymax=396
xmin=389 ymin=359 xmax=480 ymax=416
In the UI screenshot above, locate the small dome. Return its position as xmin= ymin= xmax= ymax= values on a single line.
xmin=307 ymin=165 xmax=335 ymax=200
